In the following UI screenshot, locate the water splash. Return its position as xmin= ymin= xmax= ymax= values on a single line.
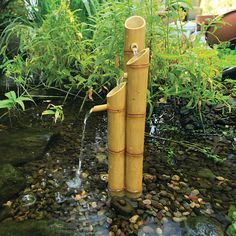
xmin=67 ymin=111 xmax=91 ymax=189
xmin=21 ymin=194 xmax=36 ymax=207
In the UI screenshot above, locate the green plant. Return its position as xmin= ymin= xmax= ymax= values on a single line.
xmin=0 ymin=90 xmax=33 ymax=118
xmin=167 ymin=147 xmax=175 ymax=165
xmin=227 ymin=205 xmax=236 ymax=236
xmin=42 ymin=104 xmax=64 ymax=123
xmin=135 ymin=0 xmax=236 ymax=116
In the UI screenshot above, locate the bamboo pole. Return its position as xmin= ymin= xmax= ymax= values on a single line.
xmin=125 ymin=48 xmax=150 ymax=198
xmin=124 ymin=16 xmax=146 ymax=71
xmin=91 ymin=83 xmax=127 ymax=196
xmin=107 ymin=82 xmax=126 ymax=196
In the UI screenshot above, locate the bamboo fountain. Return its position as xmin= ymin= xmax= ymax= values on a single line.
xmin=90 ymin=16 xmax=149 ymax=198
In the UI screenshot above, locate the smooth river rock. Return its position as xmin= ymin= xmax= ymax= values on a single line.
xmin=181 ymin=215 xmax=224 ymax=236
xmin=0 ymin=128 xmax=55 ymax=166
xmin=0 ymin=164 xmax=25 ymax=205
xmin=0 ymin=220 xmax=75 ymax=236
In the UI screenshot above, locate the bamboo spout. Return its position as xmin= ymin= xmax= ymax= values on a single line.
xmin=107 ymin=82 xmax=126 ymax=196
xmin=90 ymin=104 xmax=108 ymax=113
xmin=124 ymin=16 xmax=146 ymax=70
xmin=125 ymin=48 xmax=150 ymax=198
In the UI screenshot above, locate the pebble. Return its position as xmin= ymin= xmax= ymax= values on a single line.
xmin=179 ymin=181 xmax=188 ymax=187
xmin=107 ymin=217 xmax=113 ymax=224
xmin=172 ymin=216 xmax=187 ymax=222
xmin=88 ymin=224 xmax=93 ymax=232
xmin=91 ymin=202 xmax=97 ymax=208
xmin=190 ymin=189 xmax=200 ymax=196
xmin=109 ymin=231 xmax=115 ymax=236
xmin=160 ymin=199 xmax=167 ymax=206
xmin=173 ymin=211 xmax=182 ymax=217
xmin=100 ymin=173 xmax=108 ymax=182
xmin=216 ymin=176 xmax=225 ymax=181
xmin=143 ymin=225 xmax=155 ymax=233
xmin=171 ymin=175 xmax=180 ymax=181
xmin=143 ymin=199 xmax=152 ymax=205
xmin=129 ymin=215 xmax=139 ymax=224
xmin=156 ymin=227 xmax=163 ymax=235
xmin=190 ymin=202 xmax=200 ymax=208
xmin=182 ymin=211 xmax=190 ymax=216
xmin=159 ymin=190 xmax=168 ymax=197
xmin=116 ymin=229 xmax=122 ymax=236
xmin=81 ymin=172 xmax=88 ymax=178
xmin=160 ymin=174 xmax=171 ymax=180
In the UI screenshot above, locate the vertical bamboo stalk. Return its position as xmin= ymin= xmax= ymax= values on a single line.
xmin=107 ymin=82 xmax=126 ymax=196
xmin=126 ymin=48 xmax=150 ymax=198
xmin=124 ymin=16 xmax=146 ymax=71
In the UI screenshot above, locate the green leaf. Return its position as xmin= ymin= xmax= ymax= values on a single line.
xmin=5 ymin=91 xmax=16 ymax=101
xmin=18 ymin=96 xmax=33 ymax=102
xmin=42 ymin=110 xmax=55 ymax=116
xmin=16 ymin=100 xmax=25 ymax=110
xmin=54 ymin=110 xmax=60 ymax=123
xmin=0 ymin=99 xmax=14 ymax=109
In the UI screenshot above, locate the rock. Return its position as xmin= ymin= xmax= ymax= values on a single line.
xmin=0 ymin=129 xmax=56 ymax=166
xmin=215 ymin=176 xmax=225 ymax=181
xmin=110 ymin=197 xmax=134 ymax=216
xmin=142 ymin=225 xmax=155 ymax=233
xmin=171 ymin=175 xmax=180 ymax=181
xmin=182 ymin=216 xmax=224 ymax=236
xmin=0 ymin=206 xmax=12 ymax=222
xmin=190 ymin=189 xmax=200 ymax=196
xmin=143 ymin=199 xmax=152 ymax=205
xmin=0 ymin=220 xmax=75 ymax=236
xmin=197 ymin=168 xmax=216 ymax=180
xmin=173 ymin=216 xmax=187 ymax=222
xmin=129 ymin=215 xmax=139 ymax=224
xmin=0 ymin=164 xmax=25 ymax=205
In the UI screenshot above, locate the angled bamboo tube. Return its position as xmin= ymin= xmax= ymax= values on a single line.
xmin=107 ymin=82 xmax=126 ymax=196
xmin=125 ymin=48 xmax=150 ymax=198
xmin=90 ymin=82 xmax=127 ymax=196
xmin=124 ymin=16 xmax=146 ymax=71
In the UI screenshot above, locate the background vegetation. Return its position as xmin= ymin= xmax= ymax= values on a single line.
xmin=0 ymin=0 xmax=235 ymax=118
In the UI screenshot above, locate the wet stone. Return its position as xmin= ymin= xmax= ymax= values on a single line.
xmin=0 ymin=220 xmax=75 ymax=236
xmin=182 ymin=215 xmax=224 ymax=236
xmin=197 ymin=168 xmax=216 ymax=180
xmin=0 ymin=129 xmax=56 ymax=166
xmin=110 ymin=197 xmax=134 ymax=216
xmin=0 ymin=164 xmax=25 ymax=205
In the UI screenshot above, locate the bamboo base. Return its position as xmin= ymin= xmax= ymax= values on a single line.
xmin=125 ymin=191 xmax=142 ymax=199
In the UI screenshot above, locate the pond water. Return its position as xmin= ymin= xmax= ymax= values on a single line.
xmin=0 ymin=101 xmax=235 ymax=236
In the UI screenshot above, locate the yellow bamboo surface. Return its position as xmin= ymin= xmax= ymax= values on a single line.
xmin=124 ymin=16 xmax=146 ymax=70
xmin=125 ymin=48 xmax=150 ymax=198
xmin=107 ymin=82 xmax=126 ymax=196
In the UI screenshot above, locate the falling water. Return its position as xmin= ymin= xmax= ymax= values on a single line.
xmin=132 ymin=46 xmax=139 ymax=57
xmin=66 ymin=110 xmax=91 ymax=189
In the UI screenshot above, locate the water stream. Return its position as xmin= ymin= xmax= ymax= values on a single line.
xmin=66 ymin=110 xmax=91 ymax=189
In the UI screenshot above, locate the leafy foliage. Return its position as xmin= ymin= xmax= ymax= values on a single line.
xmin=227 ymin=205 xmax=236 ymax=236
xmin=0 ymin=91 xmax=33 ymax=111
xmin=42 ymin=104 xmax=64 ymax=123
xmin=0 ymin=0 xmax=236 ymax=120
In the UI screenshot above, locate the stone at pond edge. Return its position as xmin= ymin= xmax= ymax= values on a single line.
xmin=0 ymin=220 xmax=75 ymax=236
xmin=181 ymin=215 xmax=224 ymax=236
xmin=0 ymin=129 xmax=57 ymax=166
xmin=197 ymin=168 xmax=216 ymax=180
xmin=0 ymin=164 xmax=25 ymax=205
xmin=110 ymin=197 xmax=134 ymax=216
